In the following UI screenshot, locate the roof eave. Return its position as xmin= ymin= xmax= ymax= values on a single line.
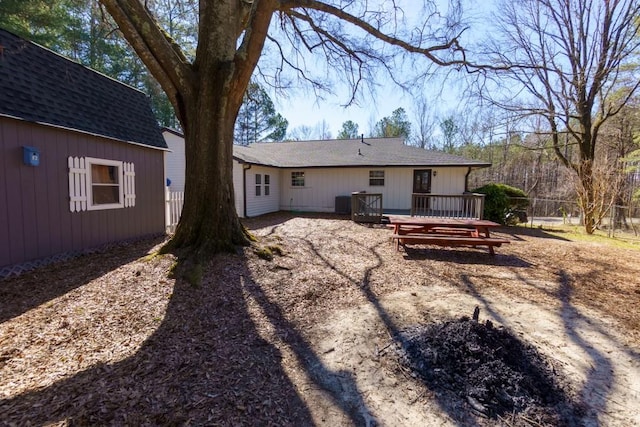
xmin=1 ymin=113 xmax=169 ymax=151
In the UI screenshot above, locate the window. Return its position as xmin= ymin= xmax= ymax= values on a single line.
xmin=255 ymin=174 xmax=262 ymax=196
xmin=264 ymin=174 xmax=270 ymax=196
xmin=291 ymin=171 xmax=305 ymax=187
xmin=68 ymin=156 xmax=135 ymax=212
xmin=369 ymin=170 xmax=385 ymax=186
xmin=91 ymin=162 xmax=121 ymax=205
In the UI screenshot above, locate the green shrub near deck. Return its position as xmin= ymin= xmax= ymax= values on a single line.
xmin=472 ymin=184 xmax=529 ymax=225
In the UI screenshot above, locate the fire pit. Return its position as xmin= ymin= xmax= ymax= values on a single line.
xmin=396 ymin=309 xmax=584 ymax=425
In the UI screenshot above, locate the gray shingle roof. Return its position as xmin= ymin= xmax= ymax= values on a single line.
xmin=233 ymin=137 xmax=491 ymax=168
xmin=0 ymin=28 xmax=167 ymax=150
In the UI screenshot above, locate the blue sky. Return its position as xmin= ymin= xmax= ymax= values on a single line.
xmin=270 ymin=0 xmax=494 ymax=139
xmin=275 ymin=84 xmax=415 ymax=138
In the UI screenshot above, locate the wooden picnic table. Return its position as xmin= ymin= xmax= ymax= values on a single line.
xmin=387 ymin=216 xmax=510 ymax=255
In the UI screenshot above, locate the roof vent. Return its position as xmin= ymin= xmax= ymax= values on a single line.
xmin=358 ymin=148 xmax=362 ymax=155
xmin=361 ymin=134 xmax=365 ymax=143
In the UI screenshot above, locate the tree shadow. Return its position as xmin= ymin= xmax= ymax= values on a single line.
xmin=504 ymin=226 xmax=572 ymax=241
xmin=401 ymin=246 xmax=532 ymax=267
xmin=556 ymin=270 xmax=616 ymax=424
xmin=0 ymin=236 xmax=166 ymax=323
xmin=0 ymin=253 xmax=315 ymax=425
xmin=302 ymin=233 xmax=489 ymax=425
xmin=240 ymin=273 xmax=378 ymax=426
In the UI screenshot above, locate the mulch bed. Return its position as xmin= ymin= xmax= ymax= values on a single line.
xmin=1 ymin=213 xmax=639 ymax=425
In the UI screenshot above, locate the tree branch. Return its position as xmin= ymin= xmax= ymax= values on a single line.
xmin=277 ymin=0 xmax=469 ymax=68
xmin=99 ymin=0 xmax=194 ymax=116
xmin=233 ymin=0 xmax=278 ymax=109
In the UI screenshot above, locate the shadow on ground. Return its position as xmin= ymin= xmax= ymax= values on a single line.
xmin=401 ymin=246 xmax=532 ymax=267
xmin=503 ymin=226 xmax=572 ymax=241
xmin=0 ymin=252 xmax=317 ymax=425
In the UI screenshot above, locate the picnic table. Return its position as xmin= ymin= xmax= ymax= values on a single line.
xmin=387 ymin=215 xmax=510 ymax=255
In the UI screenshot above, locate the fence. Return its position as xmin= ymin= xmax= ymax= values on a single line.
xmin=411 ymin=193 xmax=485 ymax=220
xmin=514 ymin=197 xmax=640 ymax=238
xmin=165 ymin=188 xmax=184 ymax=233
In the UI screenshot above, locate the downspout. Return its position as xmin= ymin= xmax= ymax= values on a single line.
xmin=464 ymin=167 xmax=472 ymax=193
xmin=242 ymin=163 xmax=252 ymax=218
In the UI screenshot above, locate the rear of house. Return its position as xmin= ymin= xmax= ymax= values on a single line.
xmin=0 ymin=29 xmax=167 ymax=277
xmin=164 ymin=131 xmax=489 ymax=219
xmin=233 ymin=138 xmax=489 ymax=217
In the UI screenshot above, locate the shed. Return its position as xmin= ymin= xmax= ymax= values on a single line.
xmin=0 ymin=28 xmax=168 ymax=277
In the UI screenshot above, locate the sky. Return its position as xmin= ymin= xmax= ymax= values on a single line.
xmin=275 ymin=84 xmax=416 ymax=138
xmin=270 ymin=0 xmax=494 ymax=140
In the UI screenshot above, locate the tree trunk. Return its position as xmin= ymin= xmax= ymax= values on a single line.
xmin=577 ymin=161 xmax=597 ymax=234
xmin=166 ymin=64 xmax=249 ymax=258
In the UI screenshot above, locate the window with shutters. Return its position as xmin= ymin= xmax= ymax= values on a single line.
xmin=264 ymin=174 xmax=270 ymax=196
xmin=68 ymin=156 xmax=135 ymax=212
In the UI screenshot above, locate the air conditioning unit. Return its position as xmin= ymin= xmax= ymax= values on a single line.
xmin=335 ymin=196 xmax=351 ymax=214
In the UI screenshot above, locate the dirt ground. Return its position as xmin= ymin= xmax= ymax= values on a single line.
xmin=1 ymin=212 xmax=639 ymax=426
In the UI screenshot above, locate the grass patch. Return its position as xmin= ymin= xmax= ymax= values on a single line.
xmin=142 ymin=251 xmax=162 ymax=262
xmin=538 ymin=225 xmax=640 ymax=250
xmin=254 ymin=244 xmax=285 ymax=261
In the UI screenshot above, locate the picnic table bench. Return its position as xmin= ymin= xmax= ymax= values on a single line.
xmin=387 ymin=216 xmax=510 ymax=255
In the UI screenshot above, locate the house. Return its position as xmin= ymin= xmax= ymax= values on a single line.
xmin=163 ymin=127 xmax=186 ymax=192
xmin=0 ymin=29 xmax=168 ymax=278
xmin=163 ymin=130 xmax=490 ymax=218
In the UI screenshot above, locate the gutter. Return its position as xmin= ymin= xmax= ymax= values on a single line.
xmin=465 ymin=167 xmax=472 ymax=192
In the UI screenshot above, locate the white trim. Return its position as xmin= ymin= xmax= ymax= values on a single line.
xmin=85 ymin=157 xmax=125 ymax=211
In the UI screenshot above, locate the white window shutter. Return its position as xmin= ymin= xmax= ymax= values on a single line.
xmin=68 ymin=156 xmax=88 ymax=212
xmin=123 ymin=162 xmax=136 ymax=207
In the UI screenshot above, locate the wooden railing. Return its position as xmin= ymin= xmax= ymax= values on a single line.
xmin=351 ymin=192 xmax=383 ymax=223
xmin=165 ymin=188 xmax=184 ymax=233
xmin=411 ymin=193 xmax=485 ymax=220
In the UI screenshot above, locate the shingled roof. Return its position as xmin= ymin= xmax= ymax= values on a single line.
xmin=0 ymin=28 xmax=167 ymax=150
xmin=233 ymin=137 xmax=491 ymax=168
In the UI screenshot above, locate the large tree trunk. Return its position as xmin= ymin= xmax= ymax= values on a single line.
xmin=166 ymin=64 xmax=249 ymax=257
xmin=170 ymin=116 xmax=247 ymax=256
xmin=160 ymin=0 xmax=261 ymax=258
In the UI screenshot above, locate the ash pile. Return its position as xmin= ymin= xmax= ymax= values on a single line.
xmin=396 ymin=308 xmax=583 ymax=426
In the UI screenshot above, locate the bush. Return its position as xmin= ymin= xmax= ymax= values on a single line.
xmin=472 ymin=184 xmax=529 ymax=225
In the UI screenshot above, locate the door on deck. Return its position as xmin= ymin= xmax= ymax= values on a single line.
xmin=413 ymin=169 xmax=432 ymax=193
xmin=412 ymin=169 xmax=432 ymax=214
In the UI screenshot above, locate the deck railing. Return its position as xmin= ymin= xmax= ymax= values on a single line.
xmin=351 ymin=192 xmax=383 ymax=223
xmin=411 ymin=193 xmax=485 ymax=220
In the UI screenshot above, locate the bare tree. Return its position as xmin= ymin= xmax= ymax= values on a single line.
xmin=596 ymin=102 xmax=640 ymax=227
xmin=98 ymin=0 xmax=471 ymax=257
xmin=477 ymin=0 xmax=640 ymax=233
xmin=287 ymin=124 xmax=315 ymax=140
xmin=315 ymin=120 xmax=332 ymax=140
xmin=411 ymin=97 xmax=438 ymax=149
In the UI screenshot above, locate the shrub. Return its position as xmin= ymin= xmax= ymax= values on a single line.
xmin=472 ymin=184 xmax=529 ymax=225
